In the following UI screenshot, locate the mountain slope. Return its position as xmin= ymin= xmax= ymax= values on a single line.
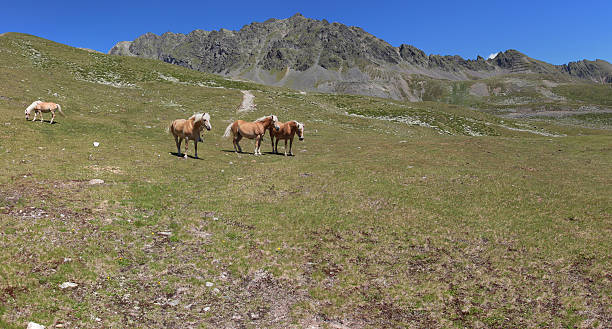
xmin=2 ymin=32 xmax=612 ymax=328
xmin=109 ymin=14 xmax=612 ymax=100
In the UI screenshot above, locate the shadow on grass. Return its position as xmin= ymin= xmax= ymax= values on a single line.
xmin=220 ymin=149 xmax=287 ymax=156
xmin=220 ymin=149 xmax=254 ymax=155
xmin=27 ymin=119 xmax=60 ymax=124
xmin=262 ymin=151 xmax=294 ymax=156
xmin=169 ymin=152 xmax=204 ymax=160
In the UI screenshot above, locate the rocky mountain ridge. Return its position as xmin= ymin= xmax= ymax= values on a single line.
xmin=109 ymin=13 xmax=612 ymax=100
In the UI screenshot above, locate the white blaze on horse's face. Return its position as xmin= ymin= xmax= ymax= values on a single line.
xmin=297 ymin=122 xmax=305 ymax=141
xmin=202 ymin=113 xmax=211 ymax=131
xmin=272 ymin=115 xmax=280 ymax=131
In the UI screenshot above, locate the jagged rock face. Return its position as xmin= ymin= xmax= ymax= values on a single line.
xmin=559 ymin=59 xmax=612 ymax=83
xmin=118 ymin=14 xmax=402 ymax=73
xmin=109 ymin=13 xmax=612 ymax=100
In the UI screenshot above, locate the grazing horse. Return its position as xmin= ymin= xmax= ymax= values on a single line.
xmin=269 ymin=120 xmax=305 ymax=156
xmin=223 ymin=115 xmax=279 ymax=155
xmin=25 ymin=101 xmax=64 ymax=124
xmin=169 ymin=113 xmax=211 ymax=158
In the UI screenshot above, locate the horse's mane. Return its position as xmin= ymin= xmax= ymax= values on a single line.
xmin=25 ymin=100 xmax=41 ymax=114
xmin=291 ymin=120 xmax=304 ymax=129
xmin=190 ymin=113 xmax=210 ymax=122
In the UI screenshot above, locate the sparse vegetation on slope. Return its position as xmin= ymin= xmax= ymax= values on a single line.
xmin=553 ymin=84 xmax=612 ymax=106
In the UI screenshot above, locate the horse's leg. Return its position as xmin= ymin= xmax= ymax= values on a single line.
xmin=270 ymin=135 xmax=275 ymax=153
xmin=50 ymin=111 xmax=55 ymax=124
xmin=275 ymin=139 xmax=279 ymax=155
xmin=284 ymin=139 xmax=288 ymax=156
xmin=194 ymin=140 xmax=198 ymax=158
xmin=184 ymin=139 xmax=189 ymax=158
xmin=289 ymin=137 xmax=294 ymax=156
xmin=236 ymin=135 xmax=243 ymax=153
xmin=255 ymin=135 xmax=261 ymax=155
xmin=174 ymin=135 xmax=180 ymax=154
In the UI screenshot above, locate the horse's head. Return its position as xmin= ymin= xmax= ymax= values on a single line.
xmin=295 ymin=121 xmax=305 ymax=141
xmin=271 ymin=115 xmax=280 ymax=131
xmin=201 ymin=113 xmax=212 ymax=131
xmin=192 ymin=113 xmax=211 ymax=131
xmin=25 ymin=101 xmax=39 ymax=120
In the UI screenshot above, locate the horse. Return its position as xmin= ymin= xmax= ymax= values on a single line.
xmin=269 ymin=120 xmax=305 ymax=156
xmin=223 ymin=115 xmax=279 ymax=155
xmin=25 ymin=101 xmax=64 ymax=124
xmin=169 ymin=113 xmax=211 ymax=158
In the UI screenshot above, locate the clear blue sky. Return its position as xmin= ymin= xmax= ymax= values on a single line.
xmin=2 ymin=0 xmax=611 ymax=64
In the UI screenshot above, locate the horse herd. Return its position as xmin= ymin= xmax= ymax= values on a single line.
xmin=25 ymin=101 xmax=305 ymax=158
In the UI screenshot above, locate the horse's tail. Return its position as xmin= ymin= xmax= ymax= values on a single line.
xmin=166 ymin=121 xmax=173 ymax=134
xmin=223 ymin=122 xmax=234 ymax=138
xmin=56 ymin=104 xmax=65 ymax=116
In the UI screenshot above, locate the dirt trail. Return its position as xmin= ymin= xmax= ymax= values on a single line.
xmin=237 ymin=90 xmax=256 ymax=112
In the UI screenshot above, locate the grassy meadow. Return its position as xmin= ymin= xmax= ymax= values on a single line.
xmin=0 ymin=33 xmax=611 ymax=328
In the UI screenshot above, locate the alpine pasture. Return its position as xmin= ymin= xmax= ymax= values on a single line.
xmin=0 ymin=33 xmax=611 ymax=328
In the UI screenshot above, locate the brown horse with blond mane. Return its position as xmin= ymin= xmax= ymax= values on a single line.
xmin=223 ymin=115 xmax=279 ymax=155
xmin=25 ymin=101 xmax=64 ymax=124
xmin=169 ymin=113 xmax=211 ymax=158
xmin=269 ymin=120 xmax=305 ymax=156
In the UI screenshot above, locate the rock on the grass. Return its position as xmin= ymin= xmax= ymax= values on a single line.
xmin=88 ymin=179 xmax=104 ymax=185
xmin=59 ymin=282 xmax=78 ymax=289
xmin=27 ymin=322 xmax=45 ymax=329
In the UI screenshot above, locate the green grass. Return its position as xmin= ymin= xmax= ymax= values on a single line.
xmin=554 ymin=84 xmax=612 ymax=106
xmin=0 ymin=33 xmax=611 ymax=328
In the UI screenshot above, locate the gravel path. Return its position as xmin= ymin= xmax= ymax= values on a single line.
xmin=237 ymin=90 xmax=256 ymax=112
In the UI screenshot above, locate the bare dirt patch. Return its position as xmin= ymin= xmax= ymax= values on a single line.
xmin=85 ymin=165 xmax=124 ymax=174
xmin=469 ymin=82 xmax=489 ymax=97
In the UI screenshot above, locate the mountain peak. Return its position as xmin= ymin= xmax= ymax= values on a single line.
xmin=109 ymin=14 xmax=612 ymax=100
